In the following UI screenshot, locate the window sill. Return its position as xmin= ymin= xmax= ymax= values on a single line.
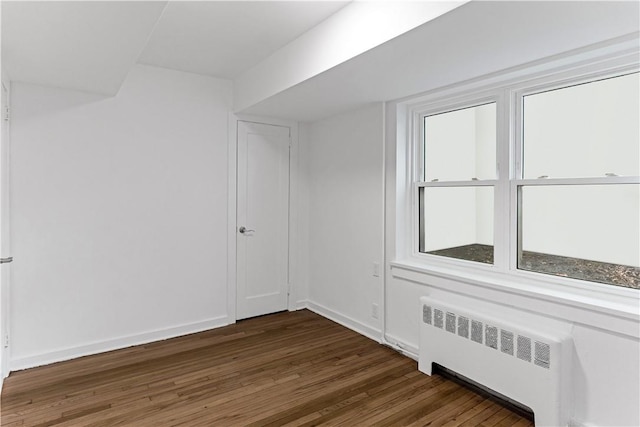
xmin=390 ymin=258 xmax=640 ymax=338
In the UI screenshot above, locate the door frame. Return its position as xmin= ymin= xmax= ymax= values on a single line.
xmin=1 ymin=78 xmax=11 ymax=381
xmin=227 ymin=114 xmax=300 ymax=324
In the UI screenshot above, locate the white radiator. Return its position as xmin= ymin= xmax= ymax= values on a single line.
xmin=419 ymin=296 xmax=572 ymax=426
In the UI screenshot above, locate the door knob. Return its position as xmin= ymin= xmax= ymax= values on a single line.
xmin=238 ymin=226 xmax=255 ymax=234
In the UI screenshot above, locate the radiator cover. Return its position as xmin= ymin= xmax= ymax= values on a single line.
xmin=419 ymin=296 xmax=572 ymax=426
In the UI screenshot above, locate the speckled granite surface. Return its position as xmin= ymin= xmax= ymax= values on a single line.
xmin=427 ymin=244 xmax=639 ymax=289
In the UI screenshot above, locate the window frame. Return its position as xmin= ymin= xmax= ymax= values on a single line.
xmin=412 ymin=93 xmax=504 ymax=269
xmin=409 ymin=57 xmax=640 ymax=291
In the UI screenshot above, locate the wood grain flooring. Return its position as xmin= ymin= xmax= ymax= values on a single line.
xmin=0 ymin=310 xmax=534 ymax=426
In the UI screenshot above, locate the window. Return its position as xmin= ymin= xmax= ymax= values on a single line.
xmin=414 ymin=68 xmax=640 ymax=290
xmin=516 ymin=73 xmax=639 ymax=287
xmin=418 ymin=103 xmax=497 ymax=264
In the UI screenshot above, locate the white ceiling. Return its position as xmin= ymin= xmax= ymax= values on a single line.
xmin=1 ymin=1 xmax=349 ymax=95
xmin=242 ymin=1 xmax=640 ymax=121
xmin=138 ymin=1 xmax=349 ymax=79
xmin=1 ymin=1 xmax=168 ymax=95
xmin=2 ymin=1 xmax=638 ymax=122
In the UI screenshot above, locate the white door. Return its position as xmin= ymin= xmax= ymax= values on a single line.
xmin=1 ymin=82 xmax=11 ymax=377
xmin=236 ymin=121 xmax=290 ymax=320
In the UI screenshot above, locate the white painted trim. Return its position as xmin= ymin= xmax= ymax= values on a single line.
xmin=383 ymin=333 xmax=419 ymax=361
xmin=391 ymin=262 xmax=639 ymax=339
xmin=569 ymin=420 xmax=596 ymax=427
xmin=227 ymin=113 xmax=238 ymax=324
xmin=10 ymin=316 xmax=230 ymax=371
xmin=0 ymin=74 xmax=12 ymax=381
xmin=294 ymin=300 xmax=308 ymax=311
xmin=306 ymin=300 xmax=382 ymax=344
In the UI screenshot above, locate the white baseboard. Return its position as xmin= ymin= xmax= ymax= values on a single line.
xmin=10 ymin=316 xmax=230 ymax=371
xmin=293 ymin=300 xmax=308 ymax=311
xmin=306 ymin=300 xmax=382 ymax=344
xmin=569 ymin=421 xmax=596 ymax=427
xmin=383 ymin=333 xmax=419 ymax=360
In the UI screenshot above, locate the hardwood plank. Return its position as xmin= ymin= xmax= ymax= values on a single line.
xmin=1 ymin=310 xmax=533 ymax=426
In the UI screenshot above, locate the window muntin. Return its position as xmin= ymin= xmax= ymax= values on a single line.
xmin=518 ymin=184 xmax=639 ymax=287
xmin=523 ymin=72 xmax=640 ymax=179
xmin=423 ymin=103 xmax=496 ymax=182
xmin=419 ymin=186 xmax=494 ymax=264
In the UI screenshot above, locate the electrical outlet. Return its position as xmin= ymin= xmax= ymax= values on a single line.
xmin=372 ymin=303 xmax=379 ymax=319
xmin=373 ymin=262 xmax=380 ymax=277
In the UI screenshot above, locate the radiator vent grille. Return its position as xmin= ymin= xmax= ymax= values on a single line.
xmin=434 ymin=309 xmax=444 ymax=329
xmin=535 ymin=341 xmax=551 ymax=369
xmin=423 ymin=305 xmax=432 ymax=325
xmin=421 ymin=305 xmax=551 ymax=370
xmin=501 ymin=330 xmax=514 ymax=355
xmin=471 ymin=320 xmax=483 ymax=344
xmin=485 ymin=325 xmax=498 ymax=349
xmin=457 ymin=316 xmax=469 ymax=339
xmin=517 ymin=336 xmax=532 ymax=362
xmin=446 ymin=312 xmax=456 ymax=333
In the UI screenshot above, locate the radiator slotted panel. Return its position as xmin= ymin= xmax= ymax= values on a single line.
xmin=501 ymin=330 xmax=514 ymax=356
xmin=485 ymin=325 xmax=498 ymax=349
xmin=471 ymin=320 xmax=483 ymax=344
xmin=423 ymin=305 xmax=432 ymax=325
xmin=517 ymin=335 xmax=532 ymax=362
xmin=434 ymin=309 xmax=444 ymax=329
xmin=535 ymin=341 xmax=551 ymax=369
xmin=445 ymin=312 xmax=456 ymax=333
xmin=458 ymin=316 xmax=469 ymax=339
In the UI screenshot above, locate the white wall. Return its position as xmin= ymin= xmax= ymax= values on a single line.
xmin=304 ymin=103 xmax=384 ymax=339
xmin=9 ymin=65 xmax=232 ymax=369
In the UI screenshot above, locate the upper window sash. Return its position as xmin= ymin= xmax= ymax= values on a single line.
xmin=512 ymin=67 xmax=640 ymax=182
xmin=415 ymin=94 xmax=501 ymax=183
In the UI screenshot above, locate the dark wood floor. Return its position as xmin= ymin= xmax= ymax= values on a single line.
xmin=1 ymin=310 xmax=534 ymax=426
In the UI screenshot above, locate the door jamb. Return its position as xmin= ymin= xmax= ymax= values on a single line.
xmin=227 ymin=114 xmax=299 ymax=324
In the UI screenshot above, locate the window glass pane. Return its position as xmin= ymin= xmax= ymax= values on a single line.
xmin=519 ymin=184 xmax=640 ymax=288
xmin=420 ymin=186 xmax=494 ymax=264
xmin=424 ymin=103 xmax=496 ymax=181
xmin=523 ymin=73 xmax=640 ymax=179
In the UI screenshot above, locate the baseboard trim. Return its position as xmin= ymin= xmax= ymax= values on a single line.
xmin=383 ymin=333 xmax=419 ymax=360
xmin=293 ymin=300 xmax=308 ymax=311
xmin=306 ymin=301 xmax=382 ymax=344
xmin=569 ymin=421 xmax=596 ymax=427
xmin=10 ymin=315 xmax=230 ymax=371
